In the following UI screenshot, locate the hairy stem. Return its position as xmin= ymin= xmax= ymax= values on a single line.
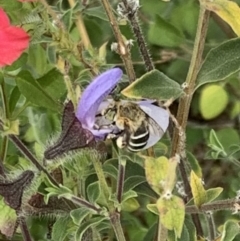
xmin=170 ymin=5 xmax=210 ymax=237
xmin=19 ymin=216 xmax=33 ymax=241
xmin=186 ymin=198 xmax=240 ymax=213
xmin=100 ymin=0 xmax=136 ymax=83
xmin=121 ymin=0 xmax=154 ymax=71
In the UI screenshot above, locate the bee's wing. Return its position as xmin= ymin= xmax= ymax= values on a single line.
xmin=138 ymin=102 xmax=169 ymax=149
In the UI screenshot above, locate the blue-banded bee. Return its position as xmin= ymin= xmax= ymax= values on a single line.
xmin=98 ymin=100 xmax=168 ymax=152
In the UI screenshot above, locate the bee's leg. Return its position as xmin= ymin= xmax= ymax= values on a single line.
xmin=116 ymin=133 xmax=127 ymax=149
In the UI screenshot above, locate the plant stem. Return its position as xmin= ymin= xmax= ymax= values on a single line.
xmin=186 ymin=198 xmax=240 ymax=213
xmin=19 ymin=216 xmax=33 ymax=241
xmin=109 ymin=212 xmax=126 ymax=241
xmin=100 ymin=0 xmax=136 ymax=83
xmin=170 ymin=5 xmax=210 ymax=238
xmin=91 ymin=153 xmax=126 ymax=241
xmin=0 ymin=77 xmax=9 ymax=173
xmin=38 ymin=0 xmax=66 ymax=31
xmin=206 ymin=212 xmax=217 ymax=241
xmin=68 ymin=0 xmax=92 ymax=50
xmin=121 ymin=0 xmax=154 ymax=71
xmin=117 ymin=156 xmax=126 ymax=203
xmin=70 ymin=196 xmax=102 ymax=212
xmin=91 ymin=154 xmax=111 ymax=207
xmin=0 ymin=80 xmax=9 ymax=119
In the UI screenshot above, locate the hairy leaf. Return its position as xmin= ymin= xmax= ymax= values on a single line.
xmin=196 ymin=38 xmax=240 ymax=89
xmin=220 ymin=220 xmax=240 ymax=241
xmin=157 ymin=195 xmax=185 ymax=238
xmin=122 ymin=70 xmax=183 ymax=100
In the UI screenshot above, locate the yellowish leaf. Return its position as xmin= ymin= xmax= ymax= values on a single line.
xmin=157 ymin=195 xmax=185 ymax=238
xmin=190 ymin=171 xmax=207 ymax=207
xmin=201 ymin=0 xmax=240 ymax=36
xmin=144 ymin=156 xmax=169 ymax=195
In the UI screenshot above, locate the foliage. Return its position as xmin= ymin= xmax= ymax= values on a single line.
xmin=0 ymin=0 xmax=240 ymax=241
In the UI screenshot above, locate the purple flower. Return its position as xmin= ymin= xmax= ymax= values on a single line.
xmin=76 ymin=68 xmax=123 ymax=139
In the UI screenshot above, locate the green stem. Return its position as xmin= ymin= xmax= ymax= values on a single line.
xmin=109 ymin=212 xmax=126 ymax=241
xmin=91 ymin=153 xmax=126 ymax=241
xmin=170 ymin=5 xmax=210 ymax=238
xmin=91 ymin=154 xmax=111 ymax=207
xmin=0 ymin=76 xmax=9 ymax=171
xmin=0 ymin=80 xmax=9 ymax=119
xmin=117 ymin=156 xmax=126 ymax=203
xmin=0 ymin=136 xmax=8 ymax=163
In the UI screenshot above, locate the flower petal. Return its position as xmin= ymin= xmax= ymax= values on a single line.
xmin=0 ymin=9 xmax=29 ymax=67
xmin=76 ymin=68 xmax=123 ymax=128
xmin=0 ymin=9 xmax=10 ymax=27
xmin=138 ymin=101 xmax=169 ymax=149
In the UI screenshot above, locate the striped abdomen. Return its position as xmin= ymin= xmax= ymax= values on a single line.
xmin=127 ymin=123 xmax=149 ymax=152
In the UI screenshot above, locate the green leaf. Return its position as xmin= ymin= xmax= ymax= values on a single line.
xmin=190 ymin=171 xmax=207 ymax=207
xmin=186 ymin=152 xmax=202 ymax=178
xmin=208 ymin=129 xmax=227 ymax=158
xmin=121 ymin=197 xmax=140 ymax=212
xmin=9 ymin=86 xmax=21 ymax=114
xmin=121 ymin=190 xmax=138 ymax=203
xmin=123 ymin=176 xmax=146 ymax=192
xmin=37 ymin=68 xmax=66 ymax=100
xmin=52 ymin=215 xmax=72 ymax=241
xmin=184 ymin=218 xmax=197 ymax=241
xmin=147 ymin=203 xmax=159 ymax=215
xmin=148 ymin=15 xmax=185 ymax=47
xmin=0 ymin=0 xmax=21 ymax=12
xmin=209 ymin=129 xmax=225 ymax=150
xmin=27 ymin=44 xmax=49 ymax=75
xmin=157 ymin=195 xmax=185 ymax=238
xmin=168 ymin=224 xmax=190 ymax=241
xmin=5 ymin=53 xmax=28 ymax=72
xmin=16 ymin=71 xmax=61 ymax=112
xmin=206 ymin=187 xmax=223 ymax=203
xmin=196 ymin=38 xmax=240 ymax=89
xmin=85 ymin=6 xmax=108 ymax=21
xmin=87 ymin=181 xmax=101 ymax=204
xmin=199 ymin=84 xmax=228 ymax=120
xmin=220 ymin=220 xmax=240 ymax=241
xmin=216 ymin=128 xmax=240 ymax=151
xmin=103 ymin=161 xmax=118 ymax=180
xmin=75 ymin=217 xmax=107 ymax=241
xmin=70 ymin=207 xmax=93 ymax=225
xmin=121 ymin=70 xmax=183 ymax=100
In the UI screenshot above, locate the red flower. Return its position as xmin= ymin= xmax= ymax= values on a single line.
xmin=0 ymin=8 xmax=30 ymax=67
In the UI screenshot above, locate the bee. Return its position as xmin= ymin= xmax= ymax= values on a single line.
xmin=100 ymin=101 xmax=167 ymax=152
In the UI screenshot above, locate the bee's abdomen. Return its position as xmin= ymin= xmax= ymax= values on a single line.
xmin=127 ymin=126 xmax=149 ymax=152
